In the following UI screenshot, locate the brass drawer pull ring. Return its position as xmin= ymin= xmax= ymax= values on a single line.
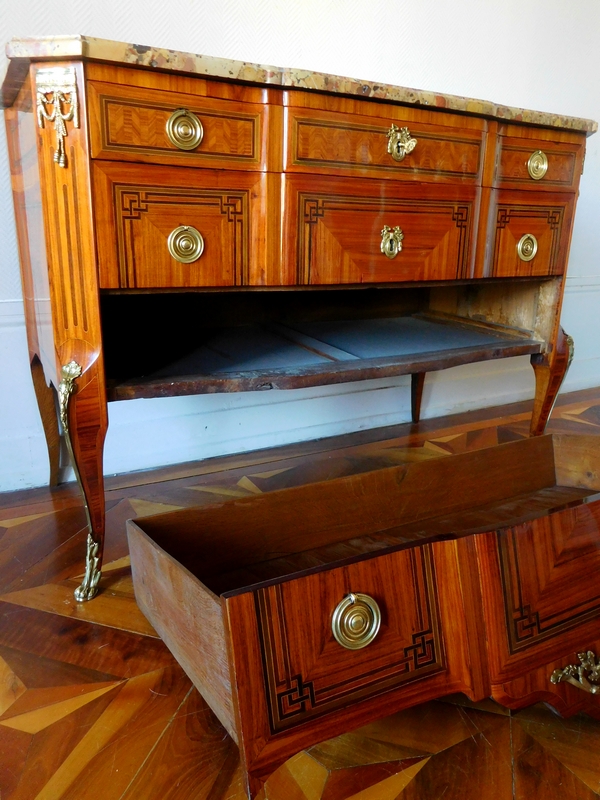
xmin=387 ymin=124 xmax=417 ymax=162
xmin=167 ymin=225 xmax=205 ymax=263
xmin=517 ymin=233 xmax=538 ymax=262
xmin=551 ymin=650 xmax=600 ymax=694
xmin=381 ymin=225 xmax=404 ymax=259
xmin=166 ymin=108 xmax=204 ymax=150
xmin=332 ymin=592 xmax=381 ymax=650
xmin=527 ymin=150 xmax=548 ymax=180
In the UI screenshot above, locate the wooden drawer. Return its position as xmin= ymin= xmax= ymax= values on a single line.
xmin=93 ymin=162 xmax=275 ymax=288
xmin=285 ymin=105 xmax=485 ymax=184
xmin=283 ymin=174 xmax=478 ymax=284
xmin=128 ymin=432 xmax=600 ymax=796
xmin=88 ymin=80 xmax=271 ymax=170
xmin=476 ymin=500 xmax=600 ymax=685
xmin=492 ymin=636 xmax=600 ymax=719
xmin=494 ymin=133 xmax=584 ymax=192
xmin=488 ymin=189 xmax=575 ymax=277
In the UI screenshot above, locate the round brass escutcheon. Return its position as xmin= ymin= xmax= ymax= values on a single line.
xmin=527 ymin=150 xmax=548 ymax=181
xmin=517 ymin=233 xmax=538 ymax=262
xmin=166 ymin=108 xmax=204 ymax=151
xmin=167 ymin=225 xmax=205 ymax=263
xmin=331 ymin=592 xmax=381 ymax=650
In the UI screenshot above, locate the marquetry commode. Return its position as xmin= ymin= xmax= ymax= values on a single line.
xmin=1 ymin=36 xmax=596 ymax=605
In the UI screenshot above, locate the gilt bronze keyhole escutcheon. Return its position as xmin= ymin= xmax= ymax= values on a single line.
xmin=387 ymin=124 xmax=417 ymax=162
xmin=381 ymin=225 xmax=404 ymax=259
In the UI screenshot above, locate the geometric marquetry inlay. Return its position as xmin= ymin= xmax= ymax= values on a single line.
xmin=115 ymin=185 xmax=249 ymax=287
xmin=492 ymin=204 xmax=566 ymax=277
xmin=299 ymin=192 xmax=472 ymax=284
xmin=255 ymin=546 xmax=444 ymax=732
xmin=498 ymin=503 xmax=600 ymax=654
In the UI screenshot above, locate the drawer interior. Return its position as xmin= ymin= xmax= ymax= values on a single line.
xmin=101 ymin=280 xmax=553 ymax=401
xmin=134 ymin=434 xmax=600 ymax=596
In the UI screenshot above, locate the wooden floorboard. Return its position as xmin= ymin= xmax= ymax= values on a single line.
xmin=2 ymin=389 xmax=600 ymax=798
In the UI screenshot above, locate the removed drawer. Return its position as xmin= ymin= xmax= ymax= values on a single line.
xmin=128 ymin=433 xmax=600 ymax=796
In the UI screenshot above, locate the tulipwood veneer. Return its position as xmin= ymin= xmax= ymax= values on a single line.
xmin=128 ymin=432 xmax=600 ymax=798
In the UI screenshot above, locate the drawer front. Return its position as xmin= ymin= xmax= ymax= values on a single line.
xmin=88 ymin=81 xmax=269 ymax=170
xmin=286 ymin=106 xmax=484 ymax=183
xmin=494 ymin=637 xmax=600 ymax=718
xmin=254 ymin=545 xmax=445 ymax=732
xmin=284 ymin=175 xmax=477 ymax=284
xmin=476 ymin=500 xmax=600 ymax=683
xmin=494 ymin=135 xmax=584 ymax=192
xmin=489 ymin=190 xmax=575 ymax=277
xmin=94 ymin=162 xmax=271 ymax=288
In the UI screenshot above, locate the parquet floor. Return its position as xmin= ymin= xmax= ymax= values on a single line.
xmin=2 ymin=388 xmax=600 ymax=799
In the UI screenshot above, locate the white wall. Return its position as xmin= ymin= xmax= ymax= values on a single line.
xmin=1 ymin=0 xmax=600 ymax=491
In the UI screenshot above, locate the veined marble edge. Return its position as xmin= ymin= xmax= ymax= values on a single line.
xmin=3 ymin=34 xmax=597 ymax=134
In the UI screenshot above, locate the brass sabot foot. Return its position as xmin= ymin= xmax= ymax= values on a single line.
xmin=74 ymin=533 xmax=102 ymax=602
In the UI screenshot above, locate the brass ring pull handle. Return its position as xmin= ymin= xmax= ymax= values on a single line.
xmin=332 ymin=592 xmax=381 ymax=650
xmin=167 ymin=225 xmax=205 ymax=263
xmin=166 ymin=108 xmax=204 ymax=150
xmin=517 ymin=233 xmax=538 ymax=262
xmin=387 ymin=124 xmax=417 ymax=162
xmin=527 ymin=150 xmax=548 ymax=180
xmin=551 ymin=650 xmax=600 ymax=694
xmin=381 ymin=225 xmax=404 ymax=259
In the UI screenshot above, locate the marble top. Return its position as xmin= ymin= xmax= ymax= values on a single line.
xmin=3 ymin=34 xmax=597 ymax=134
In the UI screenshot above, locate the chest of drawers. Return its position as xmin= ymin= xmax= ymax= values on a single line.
xmin=128 ymin=433 xmax=600 ymax=798
xmin=1 ymin=36 xmax=596 ymax=601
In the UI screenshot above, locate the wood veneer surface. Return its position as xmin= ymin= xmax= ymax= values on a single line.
xmin=2 ymin=388 xmax=600 ymax=796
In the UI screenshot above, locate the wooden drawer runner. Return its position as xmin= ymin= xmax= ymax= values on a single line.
xmin=488 ymin=190 xmax=575 ymax=277
xmin=494 ymin=134 xmax=584 ymax=192
xmin=286 ymin=106 xmax=484 ymax=183
xmin=284 ymin=175 xmax=478 ymax=284
xmin=88 ymin=81 xmax=269 ymax=170
xmin=476 ymin=499 xmax=600 ymax=684
xmin=94 ymin=162 xmax=272 ymax=288
xmin=253 ymin=545 xmax=444 ymax=733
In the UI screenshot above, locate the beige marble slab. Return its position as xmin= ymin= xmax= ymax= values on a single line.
xmin=3 ymin=34 xmax=597 ymax=133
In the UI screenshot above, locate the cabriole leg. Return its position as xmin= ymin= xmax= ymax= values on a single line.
xmin=58 ymin=361 xmax=107 ymax=602
xmin=530 ymin=327 xmax=574 ymax=436
xmin=411 ymin=372 xmax=426 ymax=424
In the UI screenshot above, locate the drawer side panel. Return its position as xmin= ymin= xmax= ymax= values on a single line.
xmin=127 ymin=521 xmax=237 ymax=741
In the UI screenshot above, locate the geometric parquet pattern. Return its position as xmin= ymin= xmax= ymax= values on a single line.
xmin=2 ymin=388 xmax=600 ymax=798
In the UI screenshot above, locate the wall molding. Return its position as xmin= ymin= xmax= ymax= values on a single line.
xmin=0 ymin=299 xmax=26 ymax=327
xmin=565 ymin=276 xmax=600 ymax=294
